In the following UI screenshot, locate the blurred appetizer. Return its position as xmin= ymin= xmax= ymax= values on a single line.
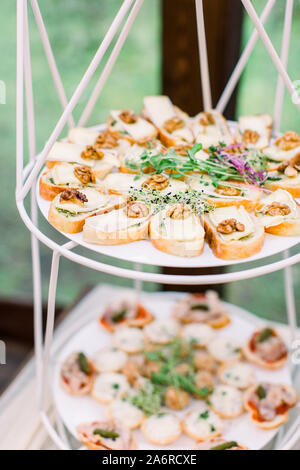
xmin=77 ymin=420 xmax=137 ymax=450
xmin=172 ymin=291 xmax=230 ymax=328
xmin=255 ymin=189 xmax=300 ymax=236
xmin=191 ymin=110 xmax=233 ymax=148
xmin=60 ymin=352 xmax=94 ymax=395
xmin=40 ymin=162 xmax=103 ymax=201
xmin=150 ymin=204 xmax=205 ymax=257
xmin=107 ymin=399 xmax=144 ymax=430
xmin=243 ymin=327 xmax=288 ymax=370
xmin=264 ymin=152 xmax=300 ymax=198
xmin=68 ymin=127 xmax=131 ymax=154
xmin=209 ymin=385 xmax=244 ymax=418
xmin=235 ymin=114 xmax=273 ymax=149
xmin=244 ymin=383 xmax=298 ymax=429
xmin=107 ymin=109 xmax=157 ymax=144
xmin=195 ymin=438 xmax=247 ymax=450
xmin=46 ymin=141 xmax=120 ymax=179
xmin=217 ymin=361 xmax=255 ymax=390
xmin=141 ymin=412 xmax=182 ymax=445
xmin=144 ymin=319 xmax=180 ymax=344
xmin=91 ymin=347 xmax=127 ymax=373
xmin=91 ymin=372 xmax=130 ymax=404
xmin=48 ymin=189 xmax=125 ymax=233
xmin=264 ymin=131 xmax=300 ymax=170
xmin=119 ymin=142 xmax=162 ymax=174
xmin=113 ymin=327 xmax=145 ymax=354
xmin=82 ymin=200 xmax=151 ymax=245
xmin=207 ymin=337 xmax=242 ymax=363
xmin=203 ymin=205 xmax=265 ymax=260
xmin=189 ymin=175 xmax=262 ymax=211
xmin=183 ymin=405 xmax=223 ymax=440
xmin=144 ymin=95 xmax=194 ymax=147
xmin=99 ymin=294 xmax=154 ymax=332
xmin=180 ymin=323 xmax=216 ymax=348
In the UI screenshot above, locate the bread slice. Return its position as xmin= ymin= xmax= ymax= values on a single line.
xmin=242 ymin=327 xmax=288 ymax=370
xmin=255 ymin=189 xmax=300 ymax=236
xmin=48 ymin=188 xmax=126 ymax=234
xmin=192 ymin=109 xmax=234 ymax=148
xmin=235 ymin=114 xmax=273 ymax=149
xmin=83 ymin=201 xmax=151 ymax=245
xmin=264 ymin=131 xmax=300 ymax=169
xmin=150 ymin=205 xmax=205 ymax=257
xmin=203 ymin=206 xmax=265 ymax=260
xmin=77 ymin=421 xmax=137 ymax=450
xmin=141 ymin=413 xmax=182 ymax=445
xmin=264 ymin=172 xmax=300 ymax=198
xmin=46 ymin=141 xmax=120 ymax=179
xmin=39 ymin=163 xmax=105 ymax=201
xmin=188 ymin=176 xmax=262 ymax=211
xmin=244 ymin=384 xmax=298 ymax=430
xmin=209 ymin=385 xmax=244 ymax=419
xmin=143 ymin=95 xmax=194 ymax=147
xmin=107 ymin=109 xmax=157 ymax=144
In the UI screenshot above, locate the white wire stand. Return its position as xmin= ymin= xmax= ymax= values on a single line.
xmin=16 ymin=0 xmax=300 ymax=450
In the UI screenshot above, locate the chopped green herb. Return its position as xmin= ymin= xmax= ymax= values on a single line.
xmin=77 ymin=352 xmax=91 ymax=375
xmin=93 ymin=428 xmax=119 ymax=440
xmin=111 ymin=308 xmax=127 ymax=323
xmin=199 ymin=410 xmax=210 ymax=420
xmin=257 ymin=385 xmax=267 ymax=399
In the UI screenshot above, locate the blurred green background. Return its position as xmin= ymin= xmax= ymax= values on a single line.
xmin=0 ymin=0 xmax=299 ymax=323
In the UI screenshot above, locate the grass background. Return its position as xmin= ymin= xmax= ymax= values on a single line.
xmin=0 ymin=0 xmax=299 ymax=323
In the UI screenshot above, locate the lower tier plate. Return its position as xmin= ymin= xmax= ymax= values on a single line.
xmin=52 ymin=290 xmax=292 ymax=450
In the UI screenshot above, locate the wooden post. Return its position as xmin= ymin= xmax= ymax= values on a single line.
xmin=162 ymin=0 xmax=243 ymax=292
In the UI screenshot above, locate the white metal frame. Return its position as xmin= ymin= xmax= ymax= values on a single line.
xmin=16 ymin=0 xmax=300 ymax=450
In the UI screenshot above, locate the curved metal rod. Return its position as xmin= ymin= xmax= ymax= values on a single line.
xmin=16 ymin=199 xmax=300 ymax=285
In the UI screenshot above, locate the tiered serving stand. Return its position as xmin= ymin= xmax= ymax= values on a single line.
xmin=16 ymin=0 xmax=300 ymax=450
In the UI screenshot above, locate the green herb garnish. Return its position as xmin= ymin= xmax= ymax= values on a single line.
xmin=256 ymin=328 xmax=273 ymax=343
xmin=111 ymin=309 xmax=127 ymax=323
xmin=93 ymin=428 xmax=119 ymax=440
xmin=190 ymin=303 xmax=209 ymax=311
xmin=210 ymin=441 xmax=238 ymax=451
xmin=257 ymin=385 xmax=267 ymax=399
xmin=77 ymin=352 xmax=91 ymax=375
xmin=199 ymin=410 xmax=210 ymax=419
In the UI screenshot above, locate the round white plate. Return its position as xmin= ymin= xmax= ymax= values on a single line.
xmin=52 ymin=298 xmax=292 ymax=450
xmin=37 ymin=179 xmax=299 ymax=268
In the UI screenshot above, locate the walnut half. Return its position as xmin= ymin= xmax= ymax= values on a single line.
xmin=217 ymin=218 xmax=245 ymax=234
xmin=59 ymin=189 xmax=88 ymax=206
xmin=200 ymin=112 xmax=215 ymax=126
xmin=81 ymin=146 xmax=104 ymax=161
xmin=264 ymin=202 xmax=291 ymax=217
xmin=166 ymin=204 xmax=192 ymax=220
xmin=126 ymin=201 xmax=149 ymax=218
xmin=95 ymin=131 xmax=118 ymax=149
xmin=163 ymin=116 xmax=185 ymax=134
xmin=74 ymin=166 xmax=96 ymax=185
xmin=142 ymin=174 xmax=169 ymax=191
xmin=275 ymin=131 xmax=300 ymax=151
xmin=242 ymin=129 xmax=259 ymax=145
xmin=119 ymin=110 xmax=138 ymax=124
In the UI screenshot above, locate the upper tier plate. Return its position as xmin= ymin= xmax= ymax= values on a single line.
xmin=36 ymin=176 xmax=299 ymax=269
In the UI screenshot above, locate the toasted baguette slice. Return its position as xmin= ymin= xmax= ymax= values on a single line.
xmin=107 ymin=109 xmax=157 ymax=144
xmin=235 ymin=114 xmax=273 ymax=149
xmin=141 ymin=413 xmax=182 ymax=445
xmin=203 ymin=206 xmax=265 ymax=260
xmin=242 ymin=327 xmax=288 ymax=370
xmin=68 ymin=126 xmax=131 ymax=154
xmin=189 ymin=176 xmax=262 ymax=211
xmin=264 ymin=131 xmax=300 ymax=169
xmin=46 ymin=141 xmax=120 ymax=178
xmin=255 ymin=189 xmax=300 ymax=236
xmin=60 ymin=352 xmax=94 ymax=395
xmin=244 ymin=384 xmax=298 ymax=430
xmin=264 ymin=172 xmax=300 ymax=198
xmin=143 ymin=95 xmax=194 ymax=147
xmin=209 ymin=385 xmax=244 ymax=419
xmin=119 ymin=142 xmax=162 ymax=174
xmin=192 ymin=110 xmax=234 ymax=148
xmin=77 ymin=421 xmax=137 ymax=450
xmin=39 ymin=163 xmax=104 ymax=201
xmin=150 ymin=205 xmax=205 ymax=257
xmin=48 ymin=189 xmax=126 ymax=234
xmin=83 ymin=201 xmax=150 ymax=245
